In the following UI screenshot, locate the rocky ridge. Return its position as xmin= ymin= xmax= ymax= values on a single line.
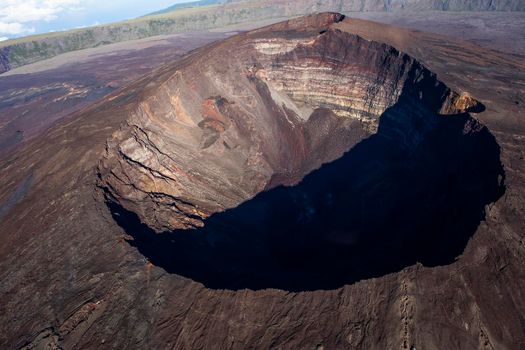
xmin=1 ymin=0 xmax=523 ymax=74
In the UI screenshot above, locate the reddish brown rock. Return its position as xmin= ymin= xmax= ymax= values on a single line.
xmin=98 ymin=14 xmax=477 ymax=233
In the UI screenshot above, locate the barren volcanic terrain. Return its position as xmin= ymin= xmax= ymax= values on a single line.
xmin=0 ymin=13 xmax=524 ymax=350
xmin=0 ymin=32 xmax=231 ymax=157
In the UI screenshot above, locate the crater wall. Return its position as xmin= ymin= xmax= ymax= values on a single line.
xmin=98 ymin=14 xmax=481 ymax=234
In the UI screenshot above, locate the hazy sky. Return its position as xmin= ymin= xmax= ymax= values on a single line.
xmin=0 ymin=0 xmax=191 ymax=41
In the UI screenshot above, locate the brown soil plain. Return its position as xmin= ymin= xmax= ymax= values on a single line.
xmin=0 ymin=11 xmax=524 ymax=350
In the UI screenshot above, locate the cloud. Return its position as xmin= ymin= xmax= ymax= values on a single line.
xmin=0 ymin=0 xmax=80 ymax=36
xmin=0 ymin=22 xmax=35 ymax=35
xmin=0 ymin=37 xmax=9 ymax=42
xmin=1 ymin=0 xmax=81 ymax=22
xmin=0 ymin=0 xmax=185 ymax=38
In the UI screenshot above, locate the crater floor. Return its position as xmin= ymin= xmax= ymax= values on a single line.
xmin=111 ymin=107 xmax=504 ymax=291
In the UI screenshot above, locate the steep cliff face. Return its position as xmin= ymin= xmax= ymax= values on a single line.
xmin=98 ymin=13 xmax=491 ymax=239
xmin=0 ymin=47 xmax=10 ymax=73
xmin=228 ymin=0 xmax=525 ymax=11
xmin=98 ymin=14 xmax=475 ymax=233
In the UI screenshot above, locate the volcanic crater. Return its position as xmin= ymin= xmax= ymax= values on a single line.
xmin=98 ymin=13 xmax=505 ymax=291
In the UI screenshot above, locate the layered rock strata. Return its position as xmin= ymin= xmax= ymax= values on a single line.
xmin=98 ymin=13 xmax=481 ymax=232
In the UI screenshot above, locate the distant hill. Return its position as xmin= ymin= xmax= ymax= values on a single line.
xmin=1 ymin=0 xmax=524 ymax=74
xmin=146 ymin=0 xmax=224 ymax=17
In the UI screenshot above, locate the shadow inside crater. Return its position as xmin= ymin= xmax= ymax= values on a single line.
xmin=108 ymin=92 xmax=505 ymax=292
